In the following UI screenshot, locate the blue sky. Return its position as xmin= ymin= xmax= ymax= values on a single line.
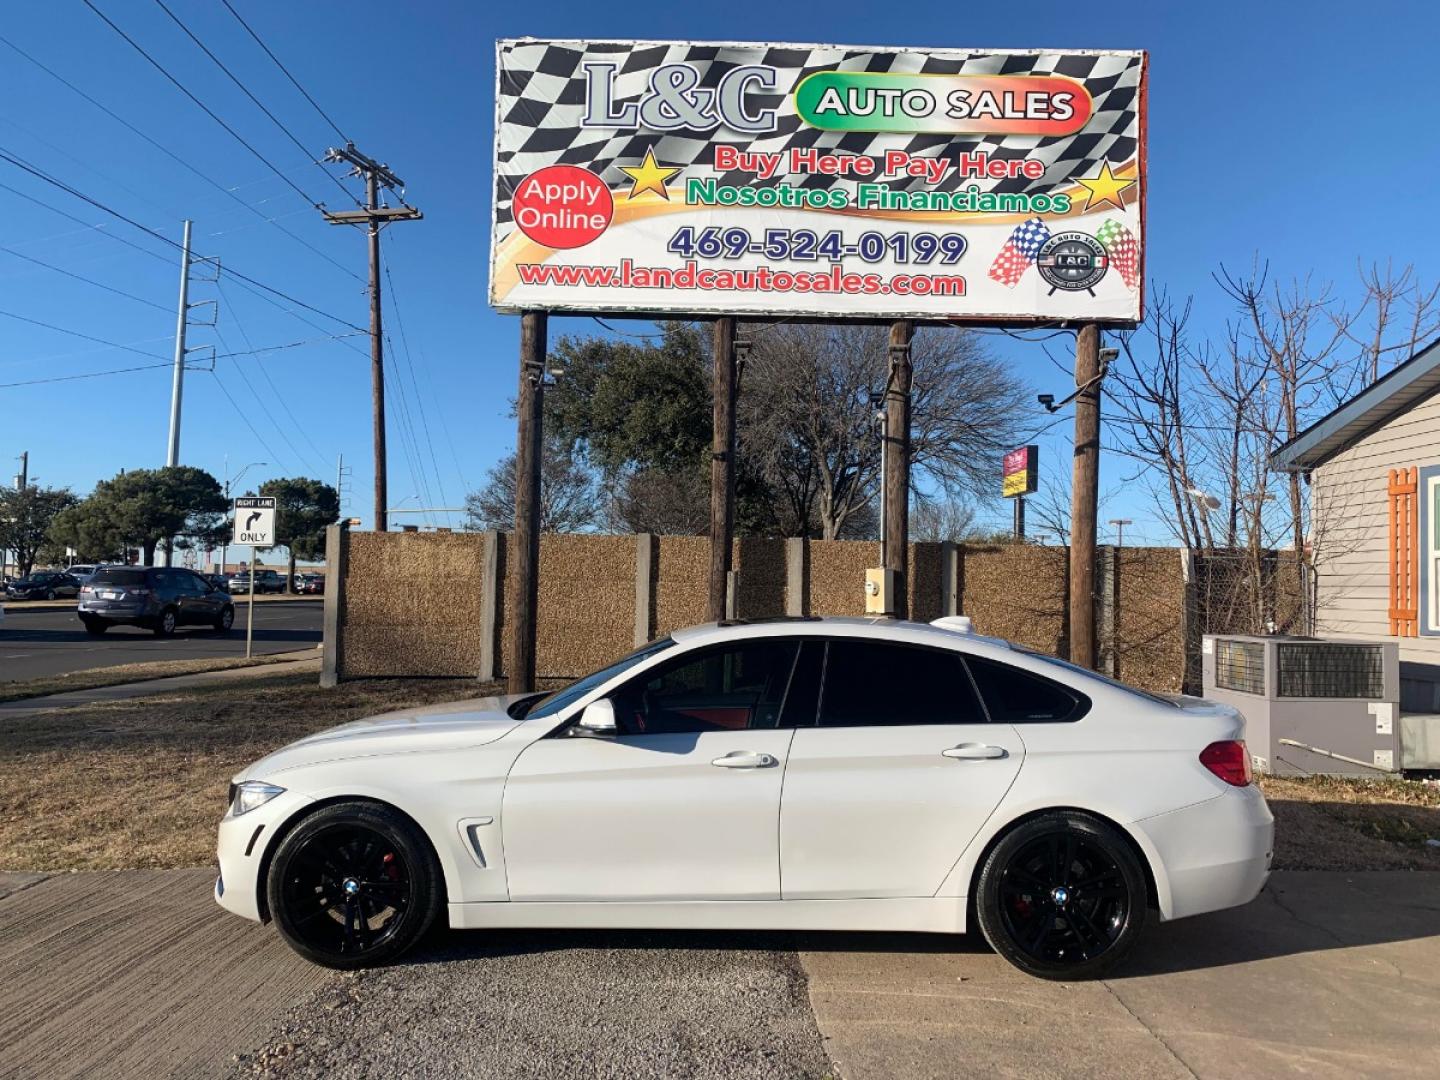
xmin=1 ymin=0 xmax=1432 ymax=547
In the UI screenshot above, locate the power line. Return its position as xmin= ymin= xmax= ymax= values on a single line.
xmin=0 ymin=244 xmax=171 ymax=312
xmin=0 ymin=359 xmax=176 ymax=389
xmin=0 ymin=147 xmax=367 ymax=331
xmin=81 ymin=0 xmax=330 ymax=212
xmin=220 ymin=0 xmax=350 ymax=145
xmin=0 ymin=307 xmax=169 ymax=359
xmin=213 ymin=326 xmax=302 ymax=470
xmin=209 ymin=366 xmax=285 ymax=464
xmin=150 ymin=0 xmax=364 ymax=212
xmin=383 ymin=255 xmax=450 ymax=519
xmin=0 ymin=176 xmax=172 ymax=265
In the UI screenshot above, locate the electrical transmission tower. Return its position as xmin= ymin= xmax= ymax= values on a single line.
xmin=322 ymin=144 xmax=422 ymax=532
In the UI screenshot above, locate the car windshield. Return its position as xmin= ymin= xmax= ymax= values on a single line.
xmin=513 ymin=637 xmax=678 ymax=721
xmin=91 ymin=568 xmax=149 ymax=586
xmin=1011 ymin=646 xmax=1181 ymax=707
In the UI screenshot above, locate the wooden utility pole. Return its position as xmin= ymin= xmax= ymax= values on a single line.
xmin=322 ymin=143 xmax=422 ymax=533
xmin=708 ymin=316 xmax=738 ymax=622
xmin=508 ymin=311 xmax=547 ymax=694
xmin=1069 ymin=324 xmax=1102 ymax=668
xmin=884 ymin=320 xmax=914 ymax=619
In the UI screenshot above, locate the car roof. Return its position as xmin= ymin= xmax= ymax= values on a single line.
xmin=669 ymin=615 xmax=1015 ymax=655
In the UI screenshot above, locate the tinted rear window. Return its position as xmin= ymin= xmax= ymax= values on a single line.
xmin=91 ymin=568 xmax=150 ymax=586
xmin=965 ymin=655 xmax=1089 ymax=724
xmin=819 ymin=640 xmax=986 ymax=727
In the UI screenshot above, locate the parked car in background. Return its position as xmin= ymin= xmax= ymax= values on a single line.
xmin=66 ymin=564 xmax=98 ymax=584
xmin=216 ymin=616 xmax=1273 ymax=980
xmin=203 ymin=573 xmax=230 ymax=591
xmin=5 ymin=570 xmax=81 ymax=600
xmin=227 ymin=569 xmax=283 ymax=594
xmin=79 ymin=566 xmax=235 ymax=636
xmin=294 ymin=573 xmax=325 ymax=595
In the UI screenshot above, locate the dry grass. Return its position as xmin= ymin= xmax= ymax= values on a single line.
xmin=5 ymin=675 xmax=1440 ymax=875
xmin=0 ymin=651 xmax=317 ymax=704
xmin=1260 ymin=775 xmax=1440 ymax=871
xmin=0 ymin=673 xmax=496 ymax=871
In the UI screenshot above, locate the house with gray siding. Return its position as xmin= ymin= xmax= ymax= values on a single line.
xmin=1272 ymin=336 xmax=1440 ymax=716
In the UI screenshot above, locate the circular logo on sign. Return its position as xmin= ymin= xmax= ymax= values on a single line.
xmin=512 ymin=165 xmax=613 ymax=249
xmin=1036 ymin=232 xmax=1109 ymax=292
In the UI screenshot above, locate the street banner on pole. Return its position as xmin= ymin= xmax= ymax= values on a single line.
xmin=492 ymin=40 xmax=1145 ymax=323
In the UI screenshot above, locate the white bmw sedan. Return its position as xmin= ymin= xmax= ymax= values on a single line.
xmin=216 ymin=616 xmax=1273 ymax=980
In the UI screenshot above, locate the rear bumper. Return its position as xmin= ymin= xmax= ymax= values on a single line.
xmin=1133 ymin=785 xmax=1273 ymax=921
xmin=78 ymin=601 xmax=155 ymax=624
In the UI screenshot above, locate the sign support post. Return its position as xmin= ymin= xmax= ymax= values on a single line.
xmin=508 ymin=311 xmax=546 ymax=694
xmin=708 ymin=316 xmax=737 ymax=623
xmin=883 ymin=320 xmax=914 ymax=619
xmin=231 ymin=495 xmax=277 ymax=663
xmin=1014 ymin=496 xmax=1026 ymax=541
xmin=1069 ymin=324 xmax=1102 ymax=669
xmin=246 ymin=548 xmax=256 ymax=659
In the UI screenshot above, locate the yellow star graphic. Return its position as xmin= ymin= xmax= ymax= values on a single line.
xmin=1073 ymin=162 xmax=1136 ymax=212
xmin=619 ymin=147 xmax=681 ymax=201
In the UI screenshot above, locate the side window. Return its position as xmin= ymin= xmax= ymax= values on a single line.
xmin=965 ymin=655 xmax=1089 ymax=724
xmin=818 ymin=640 xmax=985 ymax=727
xmin=181 ymin=571 xmax=208 ymax=595
xmin=611 ymin=640 xmax=800 ymax=735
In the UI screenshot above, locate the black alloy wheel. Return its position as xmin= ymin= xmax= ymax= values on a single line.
xmin=975 ymin=811 xmax=1146 ymax=980
xmin=267 ymin=802 xmax=443 ymax=969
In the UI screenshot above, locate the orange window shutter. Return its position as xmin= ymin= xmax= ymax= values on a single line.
xmin=1387 ymin=466 xmax=1419 ymax=637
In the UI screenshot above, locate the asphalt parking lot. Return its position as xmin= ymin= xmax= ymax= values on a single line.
xmin=5 ymin=869 xmax=1439 ymax=1080
xmin=0 ymin=600 xmax=323 ymax=681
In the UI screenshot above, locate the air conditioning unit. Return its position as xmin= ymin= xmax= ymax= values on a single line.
xmin=1202 ymin=635 xmax=1406 ymax=777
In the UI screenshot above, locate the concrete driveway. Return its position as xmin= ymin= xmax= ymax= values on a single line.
xmin=3 ymin=870 xmax=1438 ymax=1079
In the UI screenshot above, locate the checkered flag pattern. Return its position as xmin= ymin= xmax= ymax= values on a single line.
xmin=987 ymin=218 xmax=1052 ymax=287
xmin=1095 ymin=218 xmax=1140 ymax=289
xmin=495 ymin=41 xmax=1144 ymax=227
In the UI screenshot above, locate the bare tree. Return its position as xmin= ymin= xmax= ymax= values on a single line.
xmin=740 ymin=324 xmax=1028 ymax=538
xmin=464 ymin=438 xmax=599 ymax=533
xmin=909 ymin=496 xmax=978 ymax=543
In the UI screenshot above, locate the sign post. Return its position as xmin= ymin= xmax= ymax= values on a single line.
xmin=1003 ymin=445 xmax=1040 ymax=540
xmin=232 ymin=496 xmax=276 ymax=660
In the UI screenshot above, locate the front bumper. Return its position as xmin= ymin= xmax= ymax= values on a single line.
xmin=1134 ymin=784 xmax=1274 ymax=921
xmin=214 ymin=788 xmax=314 ymax=923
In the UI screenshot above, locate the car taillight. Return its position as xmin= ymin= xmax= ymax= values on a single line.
xmin=1200 ymin=740 xmax=1253 ymax=786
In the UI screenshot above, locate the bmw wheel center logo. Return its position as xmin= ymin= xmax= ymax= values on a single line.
xmin=1036 ymin=232 xmax=1109 ymax=295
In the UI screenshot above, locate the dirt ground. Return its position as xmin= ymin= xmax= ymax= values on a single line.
xmin=3 ymin=671 xmax=1439 ymax=874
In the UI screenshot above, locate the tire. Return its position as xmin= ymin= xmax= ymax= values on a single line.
xmin=45 ymin=589 xmax=57 ymax=601
xmin=152 ymin=608 xmax=178 ymax=637
xmin=267 ymin=801 xmax=444 ymax=969
xmin=81 ymin=617 xmax=108 ymax=636
xmin=213 ymin=605 xmax=235 ymax=632
xmin=974 ymin=811 xmax=1147 ymax=980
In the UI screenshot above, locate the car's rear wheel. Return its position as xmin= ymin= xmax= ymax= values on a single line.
xmin=213 ymin=605 xmax=234 ymax=632
xmin=45 ymin=588 xmax=57 ymax=601
xmin=267 ymin=801 xmax=443 ymax=969
xmin=81 ymin=617 xmax=108 ymax=636
xmin=975 ymin=811 xmax=1147 ymax=980
xmin=152 ymin=608 xmax=178 ymax=636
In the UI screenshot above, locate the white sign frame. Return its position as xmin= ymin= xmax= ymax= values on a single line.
xmin=233 ymin=496 xmax=277 ymax=549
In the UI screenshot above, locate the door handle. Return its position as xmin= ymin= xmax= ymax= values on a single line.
xmin=942 ymin=743 xmax=1008 ymax=760
xmin=711 ymin=751 xmax=777 ymax=769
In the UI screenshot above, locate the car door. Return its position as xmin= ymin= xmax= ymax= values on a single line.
xmin=779 ymin=637 xmax=1025 ymax=900
xmin=502 ymin=637 xmax=808 ymax=902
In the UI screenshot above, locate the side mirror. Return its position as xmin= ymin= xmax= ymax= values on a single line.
xmin=573 ymin=698 xmax=618 ymax=737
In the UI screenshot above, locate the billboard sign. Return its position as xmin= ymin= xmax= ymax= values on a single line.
xmin=1002 ymin=445 xmax=1039 ymax=498
xmin=492 ymin=40 xmax=1145 ymax=323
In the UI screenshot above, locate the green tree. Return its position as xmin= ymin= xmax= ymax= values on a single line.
xmin=257 ymin=477 xmax=341 ymax=589
xmin=47 ymin=466 xmax=226 ymax=565
xmin=0 ymin=485 xmax=78 ymax=576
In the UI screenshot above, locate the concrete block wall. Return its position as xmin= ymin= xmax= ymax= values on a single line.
xmin=326 ymin=530 xmax=1192 ymax=691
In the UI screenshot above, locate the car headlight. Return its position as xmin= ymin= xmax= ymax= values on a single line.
xmin=229 ymin=780 xmax=285 ymax=817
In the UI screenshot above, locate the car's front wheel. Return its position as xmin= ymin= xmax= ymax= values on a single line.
xmin=45 ymin=588 xmax=57 ymax=601
xmin=975 ymin=811 xmax=1147 ymax=980
xmin=267 ymin=801 xmax=443 ymax=969
xmin=213 ymin=605 xmax=234 ymax=632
